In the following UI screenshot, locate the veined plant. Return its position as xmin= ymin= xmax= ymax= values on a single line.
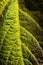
xmin=0 ymin=0 xmax=43 ymax=65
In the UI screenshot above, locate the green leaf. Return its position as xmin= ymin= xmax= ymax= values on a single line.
xmin=0 ymin=0 xmax=43 ymax=65
xmin=20 ymin=9 xmax=43 ymax=48
xmin=0 ymin=0 xmax=10 ymax=15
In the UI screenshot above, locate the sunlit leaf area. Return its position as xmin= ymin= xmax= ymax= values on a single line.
xmin=0 ymin=0 xmax=43 ymax=65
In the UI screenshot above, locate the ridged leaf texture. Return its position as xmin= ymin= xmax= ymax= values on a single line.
xmin=0 ymin=0 xmax=43 ymax=65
